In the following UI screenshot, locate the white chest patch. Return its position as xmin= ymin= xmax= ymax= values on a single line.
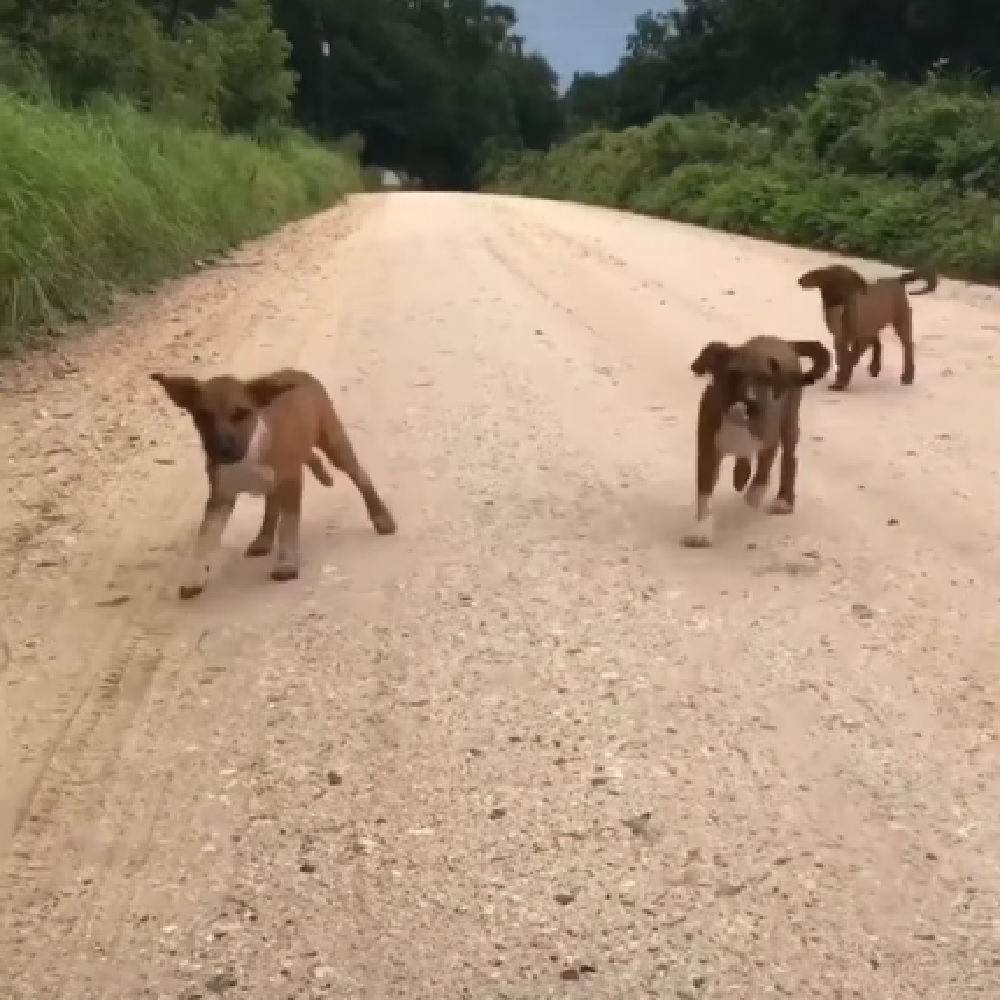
xmin=715 ymin=416 xmax=762 ymax=459
xmin=214 ymin=418 xmax=275 ymax=497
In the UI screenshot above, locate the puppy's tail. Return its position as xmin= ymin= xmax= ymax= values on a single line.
xmin=898 ymin=267 xmax=938 ymax=295
xmin=790 ymin=340 xmax=832 ymax=386
xmin=306 ymin=453 xmax=334 ymax=487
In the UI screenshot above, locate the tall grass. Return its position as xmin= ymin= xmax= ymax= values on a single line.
xmin=483 ymin=69 xmax=1000 ymax=282
xmin=0 ymin=91 xmax=361 ymax=347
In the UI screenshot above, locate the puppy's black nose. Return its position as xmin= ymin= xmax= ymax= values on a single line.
xmin=213 ymin=434 xmax=242 ymax=464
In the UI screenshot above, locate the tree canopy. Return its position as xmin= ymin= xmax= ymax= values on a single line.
xmin=564 ymin=0 xmax=1000 ymax=133
xmin=0 ymin=0 xmax=565 ymax=189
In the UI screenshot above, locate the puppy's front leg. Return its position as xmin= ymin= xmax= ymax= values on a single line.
xmin=895 ymin=310 xmax=915 ymax=385
xmin=681 ymin=438 xmax=721 ymax=548
xmin=830 ymin=337 xmax=863 ymax=391
xmin=868 ymin=338 xmax=882 ymax=378
xmin=246 ymin=494 xmax=279 ymax=558
xmin=745 ymin=446 xmax=777 ymax=509
xmin=180 ymin=495 xmax=235 ymax=599
xmin=271 ymin=474 xmax=304 ymax=582
xmin=769 ymin=415 xmax=800 ymax=516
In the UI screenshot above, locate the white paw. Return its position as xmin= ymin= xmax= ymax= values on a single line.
xmin=767 ymin=497 xmax=793 ymax=516
xmin=681 ymin=517 xmax=714 ymax=548
xmin=745 ymin=483 xmax=766 ymax=509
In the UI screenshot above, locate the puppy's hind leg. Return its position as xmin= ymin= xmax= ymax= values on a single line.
xmin=245 ymin=494 xmax=279 ymax=558
xmin=319 ymin=413 xmax=396 ymax=536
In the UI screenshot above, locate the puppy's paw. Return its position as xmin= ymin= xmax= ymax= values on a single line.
xmin=372 ymin=510 xmax=397 ymax=535
xmin=179 ymin=560 xmax=209 ymax=599
xmin=869 ymin=362 xmax=881 ymax=378
xmin=828 ymin=382 xmax=848 ymax=392
xmin=744 ymin=483 xmax=766 ymax=509
xmin=681 ymin=518 xmax=714 ymax=549
xmin=271 ymin=563 xmax=300 ymax=583
xmin=767 ymin=497 xmax=794 ymax=516
xmin=245 ymin=537 xmax=273 ymax=558
xmin=901 ymin=371 xmax=914 ymax=385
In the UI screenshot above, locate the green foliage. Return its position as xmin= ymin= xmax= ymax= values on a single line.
xmin=1 ymin=0 xmax=296 ymax=132
xmin=486 ymin=70 xmax=1000 ymax=282
xmin=0 ymin=89 xmax=360 ymax=345
xmin=0 ymin=0 xmax=564 ymax=346
xmin=270 ymin=0 xmax=563 ymax=188
xmin=573 ymin=0 xmax=1000 ymax=128
xmin=211 ymin=0 xmax=296 ymax=132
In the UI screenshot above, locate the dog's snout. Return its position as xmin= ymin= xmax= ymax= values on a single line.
xmin=219 ymin=435 xmax=241 ymax=462
xmin=207 ymin=431 xmax=242 ymax=464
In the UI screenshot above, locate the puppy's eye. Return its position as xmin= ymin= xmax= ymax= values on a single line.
xmin=231 ymin=406 xmax=253 ymax=422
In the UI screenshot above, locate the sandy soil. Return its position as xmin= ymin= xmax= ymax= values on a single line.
xmin=0 ymin=192 xmax=998 ymax=998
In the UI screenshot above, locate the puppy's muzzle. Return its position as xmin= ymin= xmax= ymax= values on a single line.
xmin=740 ymin=384 xmax=772 ymax=420
xmin=207 ymin=433 xmax=243 ymax=465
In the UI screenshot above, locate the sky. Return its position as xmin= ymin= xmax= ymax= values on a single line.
xmin=508 ymin=2 xmax=672 ymax=88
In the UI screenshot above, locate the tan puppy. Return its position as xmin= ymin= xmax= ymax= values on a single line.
xmin=681 ymin=335 xmax=831 ymax=548
xmin=150 ymin=367 xmax=396 ymax=599
xmin=797 ymin=263 xmax=937 ymax=390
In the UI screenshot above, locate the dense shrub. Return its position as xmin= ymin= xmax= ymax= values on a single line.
xmin=486 ymin=69 xmax=1000 ymax=282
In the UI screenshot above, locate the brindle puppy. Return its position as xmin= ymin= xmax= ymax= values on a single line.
xmin=681 ymin=335 xmax=831 ymax=548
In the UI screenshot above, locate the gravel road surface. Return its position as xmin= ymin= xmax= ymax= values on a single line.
xmin=0 ymin=193 xmax=997 ymax=998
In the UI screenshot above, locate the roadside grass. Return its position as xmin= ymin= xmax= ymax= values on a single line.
xmin=0 ymin=91 xmax=361 ymax=350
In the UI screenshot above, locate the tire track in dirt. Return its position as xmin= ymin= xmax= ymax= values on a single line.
xmin=0 ymin=199 xmax=377 ymax=989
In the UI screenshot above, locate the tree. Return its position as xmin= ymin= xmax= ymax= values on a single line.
xmin=573 ymin=0 xmax=1000 ymax=130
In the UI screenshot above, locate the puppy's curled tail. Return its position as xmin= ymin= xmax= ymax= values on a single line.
xmin=790 ymin=340 xmax=832 ymax=386
xmin=307 ymin=453 xmax=333 ymax=487
xmin=899 ymin=267 xmax=938 ymax=295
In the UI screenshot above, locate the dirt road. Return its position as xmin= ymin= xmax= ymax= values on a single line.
xmin=0 ymin=193 xmax=997 ymax=998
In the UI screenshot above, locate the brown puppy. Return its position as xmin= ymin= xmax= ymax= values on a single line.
xmin=150 ymin=367 xmax=396 ymax=599
xmin=797 ymin=263 xmax=937 ymax=390
xmin=681 ymin=335 xmax=831 ymax=548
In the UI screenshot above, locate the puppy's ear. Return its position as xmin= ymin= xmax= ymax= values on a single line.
xmin=150 ymin=372 xmax=201 ymax=411
xmin=244 ymin=373 xmax=297 ymax=408
xmin=691 ymin=340 xmax=732 ymax=377
xmin=797 ymin=265 xmax=867 ymax=304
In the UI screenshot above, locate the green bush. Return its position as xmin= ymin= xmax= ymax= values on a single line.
xmin=0 ymin=91 xmax=360 ymax=346
xmin=485 ymin=68 xmax=1000 ymax=282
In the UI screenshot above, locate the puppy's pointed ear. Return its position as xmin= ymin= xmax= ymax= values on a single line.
xmin=150 ymin=372 xmax=201 ymax=411
xmin=691 ymin=340 xmax=732 ymax=377
xmin=798 ymin=265 xmax=867 ymax=301
xmin=797 ymin=267 xmax=827 ymax=290
xmin=244 ymin=372 xmax=297 ymax=408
